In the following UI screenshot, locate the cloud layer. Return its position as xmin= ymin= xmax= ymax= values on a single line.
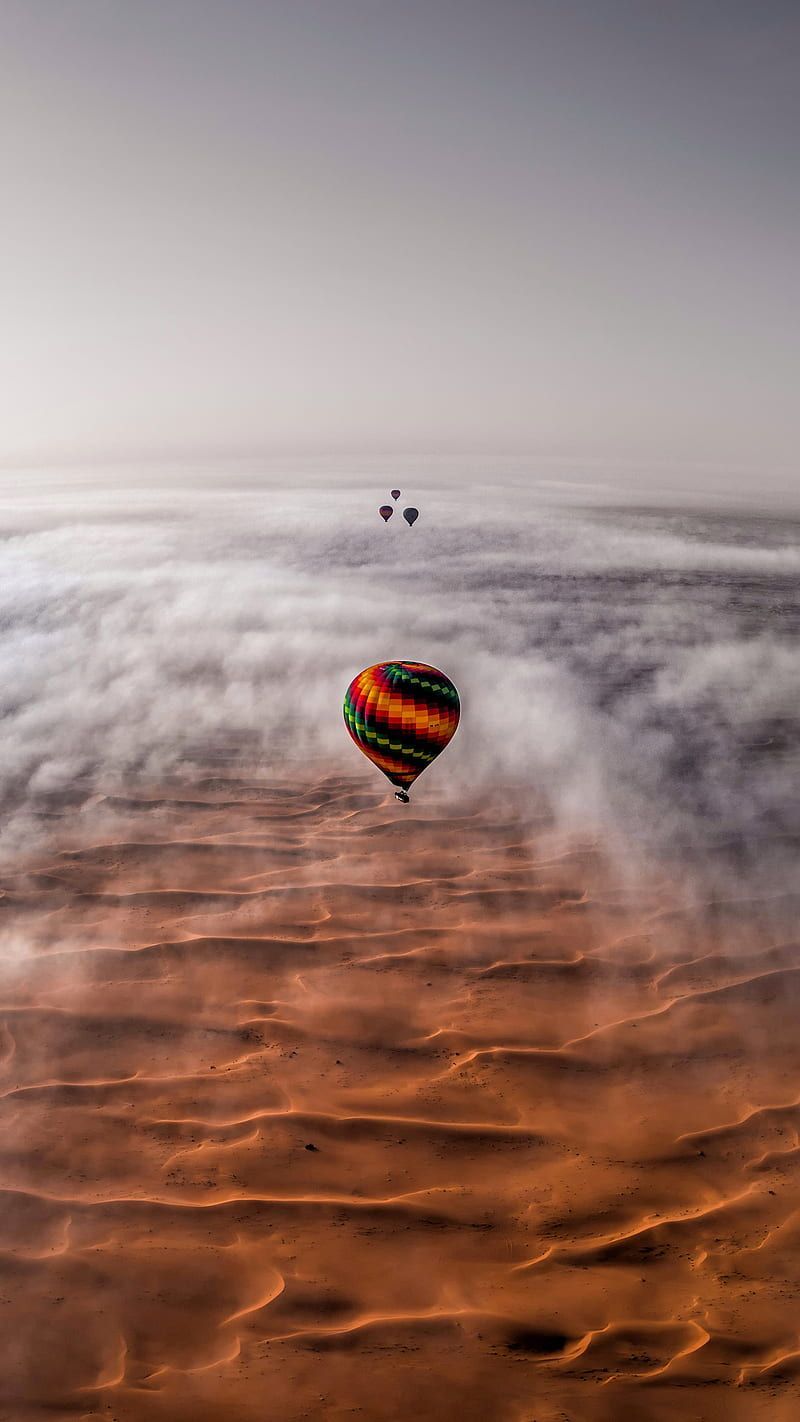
xmin=1 ymin=476 xmax=797 ymax=889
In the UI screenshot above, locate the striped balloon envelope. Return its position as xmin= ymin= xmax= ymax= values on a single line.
xmin=343 ymin=661 xmax=460 ymax=801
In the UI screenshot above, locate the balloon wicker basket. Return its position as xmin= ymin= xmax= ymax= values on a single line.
xmin=394 ymin=788 xmax=410 ymax=803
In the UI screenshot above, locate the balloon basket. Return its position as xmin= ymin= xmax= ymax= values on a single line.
xmin=394 ymin=789 xmax=410 ymax=804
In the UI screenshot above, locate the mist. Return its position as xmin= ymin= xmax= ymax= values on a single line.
xmin=1 ymin=473 xmax=796 ymax=898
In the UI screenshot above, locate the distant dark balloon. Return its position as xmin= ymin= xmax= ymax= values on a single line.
xmin=391 ymin=489 xmax=401 ymax=500
xmin=403 ymin=507 xmax=419 ymax=527
xmin=379 ymin=505 xmax=393 ymax=523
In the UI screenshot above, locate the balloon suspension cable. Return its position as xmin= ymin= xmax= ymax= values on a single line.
xmin=394 ymin=788 xmax=410 ymax=804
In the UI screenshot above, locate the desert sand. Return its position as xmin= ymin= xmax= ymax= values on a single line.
xmin=1 ymin=771 xmax=798 ymax=1421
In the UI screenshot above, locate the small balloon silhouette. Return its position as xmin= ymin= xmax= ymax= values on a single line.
xmin=391 ymin=489 xmax=401 ymax=500
xmin=403 ymin=507 xmax=419 ymax=527
xmin=379 ymin=505 xmax=393 ymax=522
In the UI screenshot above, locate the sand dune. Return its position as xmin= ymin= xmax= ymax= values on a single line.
xmin=0 ymin=772 xmax=798 ymax=1420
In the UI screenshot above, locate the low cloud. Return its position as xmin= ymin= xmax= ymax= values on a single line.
xmin=0 ymin=475 xmax=797 ymax=893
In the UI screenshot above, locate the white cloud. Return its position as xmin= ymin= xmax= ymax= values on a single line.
xmin=0 ymin=477 xmax=797 ymax=893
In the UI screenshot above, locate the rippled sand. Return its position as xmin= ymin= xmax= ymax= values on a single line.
xmin=1 ymin=773 xmax=798 ymax=1421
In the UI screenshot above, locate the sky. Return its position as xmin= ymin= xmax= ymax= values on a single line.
xmin=1 ymin=0 xmax=798 ymax=486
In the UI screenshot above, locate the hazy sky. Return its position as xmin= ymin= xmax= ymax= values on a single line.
xmin=1 ymin=1 xmax=798 ymax=479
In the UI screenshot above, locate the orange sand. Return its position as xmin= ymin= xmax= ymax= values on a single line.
xmin=0 ymin=773 xmax=798 ymax=1420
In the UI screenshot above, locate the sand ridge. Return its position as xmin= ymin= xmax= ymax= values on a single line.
xmin=0 ymin=773 xmax=798 ymax=1420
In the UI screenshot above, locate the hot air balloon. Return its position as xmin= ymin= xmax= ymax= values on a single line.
xmin=343 ymin=661 xmax=460 ymax=803
xmin=379 ymin=505 xmax=393 ymax=522
xmin=391 ymin=489 xmax=401 ymax=500
xmin=403 ymin=507 xmax=419 ymax=527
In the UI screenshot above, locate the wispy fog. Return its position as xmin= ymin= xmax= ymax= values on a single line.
xmin=1 ymin=475 xmax=797 ymax=890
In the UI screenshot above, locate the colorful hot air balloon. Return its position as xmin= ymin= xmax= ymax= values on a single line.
xmin=379 ymin=505 xmax=393 ymax=522
xmin=403 ymin=507 xmax=419 ymax=527
xmin=391 ymin=489 xmax=401 ymax=500
xmin=343 ymin=662 xmax=460 ymax=802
